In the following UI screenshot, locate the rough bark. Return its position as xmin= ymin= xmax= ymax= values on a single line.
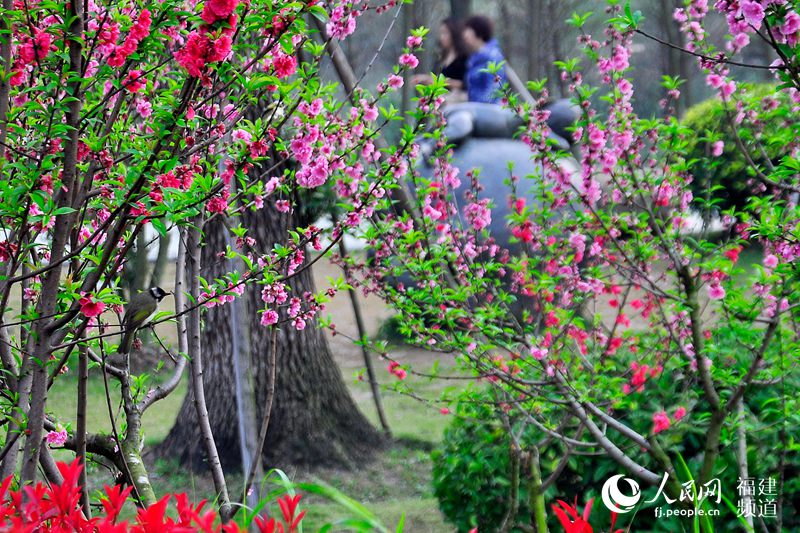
xmin=449 ymin=0 xmax=470 ymax=20
xmin=157 ymin=203 xmax=384 ymax=471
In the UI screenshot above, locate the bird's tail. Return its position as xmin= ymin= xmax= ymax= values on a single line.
xmin=119 ymin=328 xmax=135 ymax=354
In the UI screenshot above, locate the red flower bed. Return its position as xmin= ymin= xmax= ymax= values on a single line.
xmin=0 ymin=460 xmax=304 ymax=532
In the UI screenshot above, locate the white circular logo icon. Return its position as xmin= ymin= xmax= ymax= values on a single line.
xmin=601 ymin=474 xmax=641 ymax=514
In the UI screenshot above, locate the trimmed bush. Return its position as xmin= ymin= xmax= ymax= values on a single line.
xmin=682 ymin=83 xmax=796 ymax=213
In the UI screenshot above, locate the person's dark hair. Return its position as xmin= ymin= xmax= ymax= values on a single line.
xmin=441 ymin=17 xmax=468 ymax=58
xmin=463 ymin=15 xmax=493 ymax=43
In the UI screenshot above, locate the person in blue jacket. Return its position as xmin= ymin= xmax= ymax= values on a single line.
xmin=461 ymin=15 xmax=508 ymax=104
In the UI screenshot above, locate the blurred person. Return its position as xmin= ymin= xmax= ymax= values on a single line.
xmin=461 ymin=15 xmax=507 ymax=104
xmin=413 ymin=17 xmax=468 ymax=102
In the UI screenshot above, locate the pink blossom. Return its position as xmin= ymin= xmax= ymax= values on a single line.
xmin=720 ymin=80 xmax=736 ymax=100
xmin=406 ymin=35 xmax=423 ymax=48
xmin=129 ymin=9 xmax=152 ymax=41
xmin=259 ymin=177 xmax=279 ymax=197
xmin=260 ymin=309 xmax=279 ymax=326
xmin=764 ymin=254 xmax=779 ymax=268
xmin=674 ymin=406 xmax=687 ymax=421
xmin=46 ymin=428 xmax=68 ymax=447
xmin=439 ymin=407 xmax=450 ymax=415
xmin=781 ymin=11 xmax=800 ymax=37
xmin=206 ymin=195 xmax=229 ymax=213
xmin=388 ymin=361 xmax=407 ymax=380
xmin=706 ymin=73 xmax=724 ymax=88
xmin=530 ymin=347 xmax=548 ymax=360
xmin=741 ymin=1 xmax=765 ymax=28
xmin=326 ymin=6 xmax=357 ymax=39
xmin=297 ymin=159 xmax=329 ymax=188
xmin=361 ymin=99 xmax=379 ymax=122
xmin=201 ymin=290 xmax=219 ymax=308
xmin=175 ymin=31 xmax=232 ymax=77
xmin=609 ymin=44 xmax=630 ymax=71
xmin=399 ymin=53 xmax=419 ymax=68
xmin=464 ymin=199 xmax=492 ymax=231
xmin=587 ymin=124 xmax=605 ymax=149
xmin=136 ymin=99 xmax=152 ymax=117
xmin=18 ymin=31 xmax=54 ymax=64
xmin=652 ymin=411 xmax=671 ymax=434
xmin=729 ymin=32 xmax=750 ymax=52
xmin=387 ymin=74 xmax=404 ymax=88
xmin=108 ymin=9 xmax=151 ymax=67
xmin=707 ymin=283 xmax=725 ymax=300
xmin=711 ymin=140 xmax=724 ymax=156
xmin=232 ymin=129 xmax=252 ymax=143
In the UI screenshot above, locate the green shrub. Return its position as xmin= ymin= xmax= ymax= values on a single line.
xmin=430 ymin=328 xmax=800 ymax=532
xmin=682 ymin=83 xmax=795 ymax=213
xmin=431 ymin=390 xmax=535 ymax=532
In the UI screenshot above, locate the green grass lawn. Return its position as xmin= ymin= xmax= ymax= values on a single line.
xmin=46 ymin=346 xmax=456 ymax=531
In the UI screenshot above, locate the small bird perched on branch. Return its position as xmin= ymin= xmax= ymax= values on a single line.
xmin=119 ymin=287 xmax=169 ymax=354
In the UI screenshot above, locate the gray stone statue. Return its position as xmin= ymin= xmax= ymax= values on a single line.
xmin=415 ymin=100 xmax=580 ymax=251
xmin=377 ymin=101 xmax=581 ymax=321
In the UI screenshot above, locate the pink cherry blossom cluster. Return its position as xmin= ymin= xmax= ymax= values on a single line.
xmin=652 ymin=406 xmax=687 ymax=434
xmin=107 ymin=9 xmax=152 ymax=68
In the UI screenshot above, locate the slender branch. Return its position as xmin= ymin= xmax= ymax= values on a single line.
xmin=186 ymin=217 xmax=233 ymax=521
xmin=137 ymin=235 xmax=189 ymax=412
xmin=238 ymin=327 xmax=278 ymax=518
xmin=634 ymin=28 xmax=784 ymax=71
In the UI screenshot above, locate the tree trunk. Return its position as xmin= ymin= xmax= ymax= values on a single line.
xmin=449 ymin=0 xmax=470 ymax=20
xmin=527 ymin=0 xmax=542 ymax=83
xmin=157 ymin=202 xmax=384 ymax=470
xmin=659 ymin=0 xmax=692 ymax=115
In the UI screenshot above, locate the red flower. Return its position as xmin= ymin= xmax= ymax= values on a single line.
xmin=0 ymin=460 xmax=306 ymax=531
xmin=512 ymin=221 xmax=534 ymax=243
xmin=277 ymin=494 xmax=305 ymax=531
xmin=130 ymin=202 xmax=150 ymax=217
xmin=724 ymin=245 xmax=742 ymax=263
xmin=101 ymin=483 xmax=133 ymax=523
xmin=18 ymin=31 xmax=55 ymax=64
xmin=176 ymin=30 xmax=233 ymax=77
xmin=108 ymin=9 xmax=151 ymax=67
xmin=149 ymin=186 xmax=163 ymax=203
xmin=0 ymin=240 xmax=19 ymax=262
xmin=79 ymin=293 xmax=106 ymax=318
xmin=206 ymin=194 xmax=229 ymax=213
xmin=254 ymin=516 xmax=283 ymax=533
xmin=201 ymin=0 xmax=240 ymax=25
xmin=122 ymin=69 xmax=146 ymax=92
xmin=552 ymin=499 xmax=594 ymax=533
xmin=652 ymin=410 xmax=671 ymax=434
xmin=130 ymin=9 xmax=152 ymax=41
xmin=274 ymin=53 xmax=298 ymax=78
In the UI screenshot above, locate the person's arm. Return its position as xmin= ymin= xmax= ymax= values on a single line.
xmin=467 ymin=59 xmax=499 ymax=103
xmin=412 ymin=73 xmax=434 ymax=85
xmin=445 ymin=78 xmax=464 ymax=90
